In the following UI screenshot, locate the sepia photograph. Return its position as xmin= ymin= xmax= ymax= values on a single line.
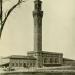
xmin=0 ymin=0 xmax=75 ymax=75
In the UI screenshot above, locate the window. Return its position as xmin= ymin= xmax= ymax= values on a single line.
xmin=33 ymin=62 xmax=35 ymax=67
xmin=35 ymin=4 xmax=38 ymax=10
xmin=50 ymin=58 xmax=53 ymax=63
xmin=12 ymin=63 xmax=14 ymax=67
xmin=23 ymin=63 xmax=26 ymax=67
xmin=16 ymin=63 xmax=18 ymax=67
xmin=19 ymin=63 xmax=22 ymax=67
xmin=30 ymin=63 xmax=32 ymax=67
xmin=26 ymin=63 xmax=29 ymax=67
xmin=55 ymin=58 xmax=58 ymax=63
xmin=44 ymin=58 xmax=47 ymax=63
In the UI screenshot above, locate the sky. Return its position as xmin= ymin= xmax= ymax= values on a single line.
xmin=0 ymin=0 xmax=75 ymax=59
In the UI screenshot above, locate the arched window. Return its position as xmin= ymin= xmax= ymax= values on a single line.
xmin=12 ymin=63 xmax=14 ymax=67
xmin=44 ymin=58 xmax=47 ymax=63
xmin=50 ymin=58 xmax=53 ymax=63
xmin=30 ymin=63 xmax=32 ymax=67
xmin=55 ymin=58 xmax=58 ymax=63
xmin=16 ymin=63 xmax=18 ymax=67
xmin=35 ymin=3 xmax=41 ymax=11
xmin=23 ymin=63 xmax=26 ymax=67
xmin=33 ymin=62 xmax=35 ymax=67
xmin=19 ymin=63 xmax=22 ymax=67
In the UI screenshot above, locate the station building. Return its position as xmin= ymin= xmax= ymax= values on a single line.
xmin=0 ymin=52 xmax=63 ymax=68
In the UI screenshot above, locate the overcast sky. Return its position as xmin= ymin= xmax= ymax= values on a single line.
xmin=0 ymin=0 xmax=75 ymax=59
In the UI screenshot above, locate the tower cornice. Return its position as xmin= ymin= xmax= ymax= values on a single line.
xmin=33 ymin=11 xmax=43 ymax=17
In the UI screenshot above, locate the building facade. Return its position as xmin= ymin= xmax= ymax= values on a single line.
xmin=0 ymin=55 xmax=36 ymax=68
xmin=0 ymin=52 xmax=63 ymax=68
xmin=27 ymin=51 xmax=63 ymax=67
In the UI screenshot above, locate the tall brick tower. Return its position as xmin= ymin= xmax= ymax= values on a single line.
xmin=33 ymin=0 xmax=43 ymax=67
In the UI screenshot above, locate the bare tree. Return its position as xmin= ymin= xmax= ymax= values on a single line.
xmin=0 ymin=0 xmax=29 ymax=38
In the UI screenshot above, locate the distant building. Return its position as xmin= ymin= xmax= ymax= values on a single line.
xmin=63 ymin=58 xmax=75 ymax=66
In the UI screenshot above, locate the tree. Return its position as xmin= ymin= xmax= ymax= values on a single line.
xmin=0 ymin=0 xmax=29 ymax=38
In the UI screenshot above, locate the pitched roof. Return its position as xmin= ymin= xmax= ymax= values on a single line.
xmin=63 ymin=58 xmax=75 ymax=61
xmin=28 ymin=51 xmax=63 ymax=55
xmin=3 ymin=55 xmax=36 ymax=60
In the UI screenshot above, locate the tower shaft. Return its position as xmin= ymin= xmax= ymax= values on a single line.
xmin=33 ymin=0 xmax=43 ymax=52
